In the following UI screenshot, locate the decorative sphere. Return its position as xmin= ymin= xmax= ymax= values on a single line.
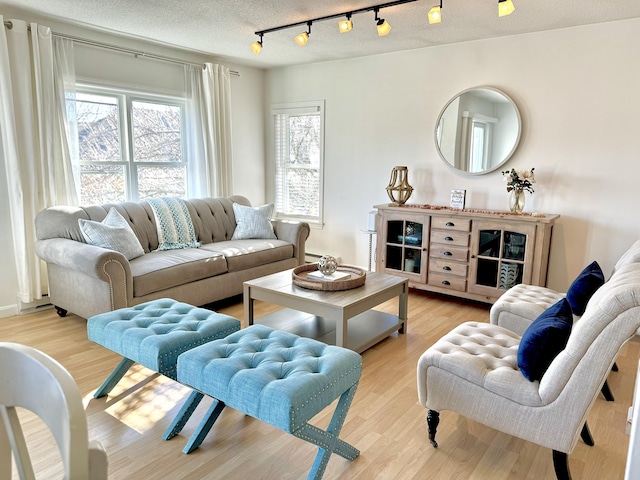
xmin=318 ymin=255 xmax=338 ymax=275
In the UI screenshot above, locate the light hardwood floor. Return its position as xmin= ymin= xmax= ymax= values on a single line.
xmin=1 ymin=290 xmax=636 ymax=479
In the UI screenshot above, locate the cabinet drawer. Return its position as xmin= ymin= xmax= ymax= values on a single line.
xmin=429 ymin=259 xmax=468 ymax=277
xmin=430 ymin=229 xmax=469 ymax=247
xmin=431 ymin=217 xmax=471 ymax=232
xmin=428 ymin=273 xmax=467 ymax=292
xmin=429 ymin=245 xmax=469 ymax=262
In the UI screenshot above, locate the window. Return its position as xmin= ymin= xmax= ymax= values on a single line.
xmin=66 ymin=85 xmax=186 ymax=205
xmin=470 ymin=120 xmax=487 ymax=173
xmin=272 ymin=101 xmax=325 ymax=225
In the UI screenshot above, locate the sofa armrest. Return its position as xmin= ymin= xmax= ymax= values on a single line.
xmin=35 ymin=238 xmax=134 ymax=312
xmin=273 ymin=220 xmax=310 ymax=265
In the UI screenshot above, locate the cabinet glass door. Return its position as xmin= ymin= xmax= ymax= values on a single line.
xmin=468 ymin=222 xmax=535 ymax=297
xmin=382 ymin=214 xmax=428 ymax=281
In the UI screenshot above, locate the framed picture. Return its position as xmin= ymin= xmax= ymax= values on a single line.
xmin=450 ymin=189 xmax=466 ymax=210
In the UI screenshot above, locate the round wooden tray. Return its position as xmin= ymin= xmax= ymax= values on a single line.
xmin=292 ymin=264 xmax=366 ymax=291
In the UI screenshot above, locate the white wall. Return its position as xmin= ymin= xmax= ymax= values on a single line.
xmin=0 ymin=7 xmax=265 ymax=316
xmin=265 ymin=18 xmax=640 ymax=291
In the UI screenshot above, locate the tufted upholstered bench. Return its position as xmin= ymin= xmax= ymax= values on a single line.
xmin=163 ymin=324 xmax=362 ymax=480
xmin=87 ymin=298 xmax=240 ymax=398
xmin=490 ymin=283 xmax=565 ymax=335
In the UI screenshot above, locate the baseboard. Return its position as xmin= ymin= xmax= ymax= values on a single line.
xmin=0 ymin=304 xmax=18 ymax=319
xmin=0 ymin=294 xmax=54 ymax=319
xmin=18 ymin=295 xmax=53 ymax=315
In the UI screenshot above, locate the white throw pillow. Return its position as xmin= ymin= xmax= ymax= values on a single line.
xmin=79 ymin=208 xmax=145 ymax=260
xmin=231 ymin=203 xmax=277 ymax=240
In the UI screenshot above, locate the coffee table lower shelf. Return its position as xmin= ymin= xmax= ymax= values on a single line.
xmin=252 ymin=308 xmax=403 ymax=354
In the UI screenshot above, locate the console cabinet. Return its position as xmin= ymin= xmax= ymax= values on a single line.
xmin=375 ymin=204 xmax=559 ymax=304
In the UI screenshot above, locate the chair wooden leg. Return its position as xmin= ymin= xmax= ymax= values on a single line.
xmin=601 ymin=379 xmax=615 ymax=402
xmin=427 ymin=410 xmax=439 ymax=448
xmin=580 ymin=421 xmax=594 ymax=446
xmin=552 ymin=450 xmax=572 ymax=480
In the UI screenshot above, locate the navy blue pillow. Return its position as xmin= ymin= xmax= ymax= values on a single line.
xmin=517 ymin=298 xmax=573 ymax=382
xmin=565 ymin=261 xmax=605 ymax=316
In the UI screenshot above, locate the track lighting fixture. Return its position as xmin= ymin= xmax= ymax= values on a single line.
xmin=250 ymin=33 xmax=263 ymax=55
xmin=374 ymin=8 xmax=392 ymax=36
xmin=428 ymin=1 xmax=442 ymax=24
xmin=295 ymin=22 xmax=311 ymax=46
xmin=498 ymin=0 xmax=516 ymax=17
xmin=339 ymin=14 xmax=353 ymax=33
xmin=250 ymin=0 xmax=516 ymax=53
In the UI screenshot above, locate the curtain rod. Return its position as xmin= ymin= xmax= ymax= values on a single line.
xmin=3 ymin=20 xmax=240 ymax=77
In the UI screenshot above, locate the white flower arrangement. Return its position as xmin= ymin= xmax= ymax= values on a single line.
xmin=502 ymin=168 xmax=535 ymax=194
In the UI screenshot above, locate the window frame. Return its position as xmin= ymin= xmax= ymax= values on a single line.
xmin=70 ymin=83 xmax=187 ymax=203
xmin=270 ymin=100 xmax=325 ymax=227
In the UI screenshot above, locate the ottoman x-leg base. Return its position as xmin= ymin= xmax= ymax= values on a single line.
xmin=165 ymin=324 xmax=362 ymax=480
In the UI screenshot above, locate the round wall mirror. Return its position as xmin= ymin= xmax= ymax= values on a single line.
xmin=435 ymin=86 xmax=522 ymax=175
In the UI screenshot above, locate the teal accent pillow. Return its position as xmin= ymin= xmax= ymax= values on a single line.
xmin=517 ymin=298 xmax=573 ymax=382
xmin=79 ymin=208 xmax=145 ymax=260
xmin=231 ymin=203 xmax=277 ymax=240
xmin=566 ymin=261 xmax=605 ymax=316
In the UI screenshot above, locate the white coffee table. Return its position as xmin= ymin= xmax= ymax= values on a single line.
xmin=243 ymin=269 xmax=408 ymax=353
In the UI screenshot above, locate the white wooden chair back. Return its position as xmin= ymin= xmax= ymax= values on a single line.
xmin=0 ymin=342 xmax=107 ymax=479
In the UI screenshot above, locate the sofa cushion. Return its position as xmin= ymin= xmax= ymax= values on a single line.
xmin=78 ymin=208 xmax=145 ymax=260
xmin=201 ymin=239 xmax=293 ymax=272
xmin=566 ymin=261 xmax=605 ymax=316
xmin=517 ymin=298 xmax=573 ymax=382
xmin=130 ymin=248 xmax=228 ymax=297
xmin=231 ymin=203 xmax=276 ymax=240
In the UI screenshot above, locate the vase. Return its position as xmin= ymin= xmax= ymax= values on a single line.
xmin=509 ymin=189 xmax=525 ymax=213
xmin=386 ymin=166 xmax=414 ymax=205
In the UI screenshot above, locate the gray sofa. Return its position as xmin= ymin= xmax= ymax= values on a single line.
xmin=35 ymin=196 xmax=310 ymax=319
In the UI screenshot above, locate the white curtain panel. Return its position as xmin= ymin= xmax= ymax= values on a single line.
xmin=0 ymin=18 xmax=78 ymax=305
xmin=184 ymin=63 xmax=233 ymax=198
xmin=185 ymin=64 xmax=209 ymax=198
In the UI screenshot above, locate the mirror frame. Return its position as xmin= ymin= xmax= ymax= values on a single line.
xmin=434 ymin=86 xmax=522 ymax=175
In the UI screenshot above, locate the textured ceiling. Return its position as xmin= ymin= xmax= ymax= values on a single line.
xmin=2 ymin=0 xmax=640 ymax=68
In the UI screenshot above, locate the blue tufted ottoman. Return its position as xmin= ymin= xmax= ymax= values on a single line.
xmin=87 ymin=298 xmax=240 ymax=398
xmin=164 ymin=324 xmax=362 ymax=480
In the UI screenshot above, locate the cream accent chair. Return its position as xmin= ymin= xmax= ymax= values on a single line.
xmin=489 ymin=239 xmax=640 ymax=401
xmin=417 ymin=262 xmax=640 ymax=480
xmin=0 ymin=342 xmax=108 ymax=479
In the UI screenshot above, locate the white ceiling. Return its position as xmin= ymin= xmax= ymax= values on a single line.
xmin=3 ymin=0 xmax=640 ymax=69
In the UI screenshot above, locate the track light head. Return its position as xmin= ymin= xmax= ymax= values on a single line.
xmin=339 ymin=13 xmax=353 ymax=33
xmin=428 ymin=6 xmax=441 ymax=24
xmin=295 ymin=22 xmax=312 ymax=46
xmin=250 ymin=33 xmax=263 ymax=55
xmin=295 ymin=31 xmax=309 ymax=46
xmin=377 ymin=19 xmax=391 ymax=36
xmin=428 ymin=1 xmax=443 ymax=24
xmin=498 ymin=0 xmax=515 ymax=17
xmin=374 ymin=8 xmax=391 ymax=36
